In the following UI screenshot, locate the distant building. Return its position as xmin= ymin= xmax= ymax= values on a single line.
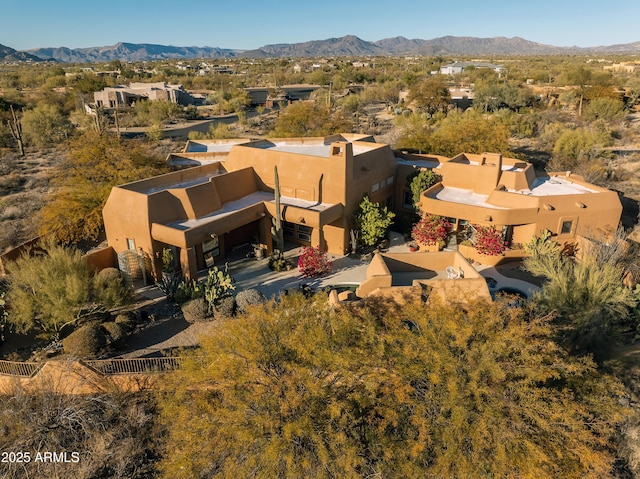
xmin=93 ymin=82 xmax=195 ymax=109
xmin=440 ymin=61 xmax=504 ymax=75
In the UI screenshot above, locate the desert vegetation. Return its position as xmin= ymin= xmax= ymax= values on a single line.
xmin=4 ymin=54 xmax=640 ymax=477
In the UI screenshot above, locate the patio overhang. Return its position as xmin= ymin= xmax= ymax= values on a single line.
xmin=151 ymin=203 xmax=267 ymax=249
xmin=263 ymin=199 xmax=343 ymax=228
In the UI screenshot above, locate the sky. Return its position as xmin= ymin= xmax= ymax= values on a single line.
xmin=3 ymin=0 xmax=639 ymax=51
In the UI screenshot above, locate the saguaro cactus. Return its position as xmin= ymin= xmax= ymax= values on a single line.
xmin=273 ymin=165 xmax=284 ymax=253
xmin=7 ymin=105 xmax=24 ymax=156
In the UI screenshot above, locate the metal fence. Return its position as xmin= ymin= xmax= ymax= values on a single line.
xmin=0 ymin=360 xmax=43 ymax=377
xmin=84 ymin=357 xmax=185 ymax=375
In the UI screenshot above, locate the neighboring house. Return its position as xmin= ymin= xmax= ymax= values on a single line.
xmin=103 ymin=134 xmax=397 ymax=280
xmin=440 ymin=61 xmax=504 ymax=75
xmin=398 ymin=151 xmax=621 ymax=247
xmin=94 ymin=82 xmax=195 ymax=109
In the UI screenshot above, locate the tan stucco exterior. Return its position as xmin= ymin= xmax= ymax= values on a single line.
xmin=399 ymin=151 xmax=622 ymax=250
xmin=103 ymin=134 xmax=398 ymax=280
xmin=102 ymin=136 xmax=622 ymax=281
xmin=355 ymin=251 xmax=490 ymax=303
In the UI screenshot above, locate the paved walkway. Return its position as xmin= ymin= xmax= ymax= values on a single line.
xmin=122 ymin=234 xmax=540 ymax=358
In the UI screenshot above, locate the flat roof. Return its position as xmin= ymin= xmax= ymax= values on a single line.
xmin=185 ymin=139 xmax=252 ymax=153
xmin=513 ymin=176 xmax=599 ymax=196
xmin=165 ymin=192 xmax=336 ymax=230
xmin=430 ymin=186 xmax=507 ymax=210
xmin=252 ymin=141 xmax=378 ymax=158
xmin=397 ymin=158 xmax=442 ymax=169
xmin=128 ymin=171 xmax=223 ymax=195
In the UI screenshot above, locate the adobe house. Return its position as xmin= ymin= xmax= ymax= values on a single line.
xmin=397 ymin=151 xmax=622 ymax=248
xmin=94 ymin=82 xmax=194 ymax=109
xmin=102 ymin=134 xmax=398 ymax=280
xmin=102 ymin=135 xmax=622 ymax=282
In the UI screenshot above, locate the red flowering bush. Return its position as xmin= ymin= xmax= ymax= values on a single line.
xmin=411 ymin=214 xmax=450 ymax=246
xmin=473 ymin=225 xmax=507 ymax=256
xmin=298 ymin=246 xmax=333 ymax=277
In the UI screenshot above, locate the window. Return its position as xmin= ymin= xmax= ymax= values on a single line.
xmin=283 ymin=223 xmax=295 ymax=240
xmin=372 ymin=182 xmax=380 ymax=192
xmin=561 ymin=220 xmax=573 ymax=235
xmin=203 ymin=236 xmax=220 ymax=268
xmin=126 ymin=238 xmax=136 ymax=251
xmin=297 ymin=225 xmax=312 ymax=242
xmin=283 ymin=222 xmax=312 ymax=244
xmin=403 ymin=191 xmax=414 ymax=209
xmin=386 ymin=175 xmax=394 ymax=186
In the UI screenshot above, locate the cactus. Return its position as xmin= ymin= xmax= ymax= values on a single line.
xmin=274 ymin=165 xmax=284 ymax=253
xmin=203 ymin=263 xmax=236 ymax=313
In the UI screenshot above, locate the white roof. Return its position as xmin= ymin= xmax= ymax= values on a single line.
xmin=255 ymin=141 xmax=376 ymax=157
xmin=515 ymin=176 xmax=598 ymax=196
xmin=431 ymin=187 xmax=507 ymax=209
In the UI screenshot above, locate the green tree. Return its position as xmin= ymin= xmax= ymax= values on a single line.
xmin=271 ymin=101 xmax=353 ymax=137
xmin=584 ymin=96 xmax=624 ymax=121
xmin=407 ymin=76 xmax=451 ymax=115
xmin=407 ymin=168 xmax=441 ymax=207
xmin=158 ymin=294 xmax=627 ymax=479
xmin=355 ymin=196 xmax=395 ymax=247
xmin=431 ymin=109 xmax=510 ymax=156
xmin=21 ymin=103 xmax=71 ymax=147
xmin=524 ymin=232 xmax=636 ymax=362
xmin=38 ymin=131 xmax=167 ymax=244
xmin=5 ymin=241 xmax=131 ymax=338
xmin=474 ymin=80 xmax=534 ymax=112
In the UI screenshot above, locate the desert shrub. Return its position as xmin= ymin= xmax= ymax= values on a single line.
xmin=181 ymin=298 xmax=210 ymax=323
xmin=114 ymin=312 xmax=136 ymax=333
xmin=411 ymin=214 xmax=450 ymax=246
xmin=268 ymin=250 xmax=293 ymax=272
xmin=156 ymin=248 xmax=181 ymax=302
xmin=176 ymin=279 xmax=203 ymax=303
xmin=235 ymin=289 xmax=266 ymax=314
xmin=101 ymin=321 xmax=127 ymax=346
xmin=356 ymin=196 xmax=396 ymax=247
xmin=472 ymin=225 xmax=507 ymax=256
xmin=62 ymin=324 xmax=107 ymax=358
xmin=5 ymin=243 xmax=133 ymax=340
xmin=298 ymin=245 xmax=333 ymax=278
xmin=0 ymin=388 xmax=161 ymax=479
xmin=93 ymin=267 xmax=132 ymax=309
xmin=214 ymin=296 xmax=236 ymax=318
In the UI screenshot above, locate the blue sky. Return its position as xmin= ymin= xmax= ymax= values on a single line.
xmin=4 ymin=0 xmax=639 ymax=51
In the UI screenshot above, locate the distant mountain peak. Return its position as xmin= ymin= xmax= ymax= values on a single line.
xmin=0 ymin=43 xmax=46 ymax=62
xmin=19 ymin=35 xmax=640 ymax=63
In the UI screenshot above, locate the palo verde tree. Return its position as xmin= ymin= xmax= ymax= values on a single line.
xmin=38 ymin=130 xmax=168 ymax=244
xmin=407 ymin=76 xmax=451 ymax=115
xmin=524 ymin=230 xmax=637 ymax=362
xmin=158 ymin=294 xmax=627 ymax=479
xmin=4 ymin=241 xmax=131 ymax=339
xmin=271 ymin=101 xmax=353 ymax=137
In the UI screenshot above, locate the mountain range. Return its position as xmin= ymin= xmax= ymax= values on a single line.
xmin=3 ymin=35 xmax=640 ymax=63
